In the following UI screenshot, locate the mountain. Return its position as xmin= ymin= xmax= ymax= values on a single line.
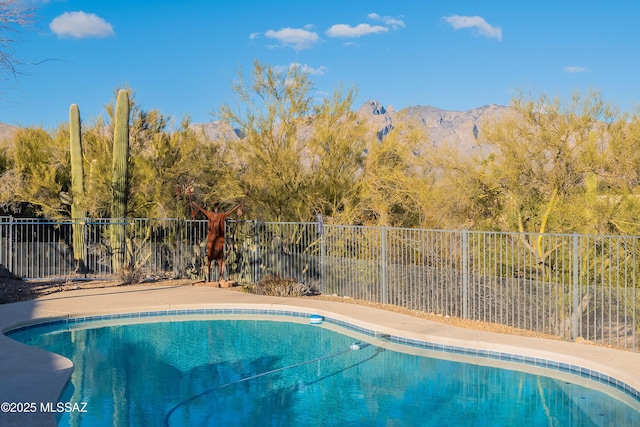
xmin=0 ymin=123 xmax=18 ymax=146
xmin=357 ymin=100 xmax=395 ymax=140
xmin=357 ymin=100 xmax=511 ymax=154
xmin=1 ymin=101 xmax=511 ymax=152
xmin=188 ymin=120 xmax=243 ymax=142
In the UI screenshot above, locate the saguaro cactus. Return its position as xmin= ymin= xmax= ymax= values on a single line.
xmin=69 ymin=104 xmax=87 ymax=273
xmin=110 ymin=90 xmax=130 ymax=274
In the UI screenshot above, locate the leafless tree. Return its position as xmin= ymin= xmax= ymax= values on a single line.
xmin=0 ymin=0 xmax=35 ymax=82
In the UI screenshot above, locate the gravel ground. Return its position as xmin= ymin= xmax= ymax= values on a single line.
xmin=308 ymin=293 xmax=564 ymax=341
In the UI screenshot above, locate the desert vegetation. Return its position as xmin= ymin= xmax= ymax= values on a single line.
xmin=1 ymin=61 xmax=640 ymax=238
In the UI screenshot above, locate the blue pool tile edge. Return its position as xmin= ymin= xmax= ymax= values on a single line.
xmin=5 ymin=307 xmax=640 ymax=403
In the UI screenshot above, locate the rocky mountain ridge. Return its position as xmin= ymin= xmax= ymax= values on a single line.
xmin=190 ymin=101 xmax=512 ymax=153
xmin=360 ymin=100 xmax=511 ymax=152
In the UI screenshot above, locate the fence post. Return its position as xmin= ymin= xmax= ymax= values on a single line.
xmin=0 ymin=219 xmax=3 ymax=268
xmin=253 ymin=220 xmax=259 ymax=283
xmin=462 ymin=230 xmax=469 ymax=319
xmin=317 ymin=215 xmax=325 ymax=293
xmin=174 ymin=218 xmax=179 ymax=279
xmin=571 ymin=232 xmax=580 ymax=340
xmin=83 ymin=218 xmax=89 ymax=278
xmin=0 ymin=218 xmax=5 ymax=270
xmin=8 ymin=216 xmax=14 ymax=274
xmin=381 ymin=225 xmax=388 ymax=305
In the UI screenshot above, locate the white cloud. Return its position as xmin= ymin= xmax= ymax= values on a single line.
xmin=564 ymin=66 xmax=587 ymax=73
xmin=249 ymin=32 xmax=260 ymax=40
xmin=326 ymin=23 xmax=388 ymax=38
xmin=275 ymin=63 xmax=328 ymax=76
xmin=264 ymin=27 xmax=319 ymax=51
xmin=443 ymin=15 xmax=502 ymax=41
xmin=50 ymin=11 xmax=114 ymax=38
xmin=296 ymin=63 xmax=328 ymax=76
xmin=367 ymin=13 xmax=406 ymax=29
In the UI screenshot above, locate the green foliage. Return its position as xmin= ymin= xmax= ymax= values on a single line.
xmin=219 ymin=60 xmax=367 ymax=221
xmin=0 ymin=126 xmax=70 ymax=216
xmin=304 ymin=87 xmax=367 ymax=218
xmin=0 ymin=146 xmax=8 ymax=175
xmin=80 ymin=117 xmax=113 ymax=217
xmin=4 ymin=71 xmax=640 ymax=239
xmin=426 ymin=90 xmax=624 ymax=234
xmin=423 ymin=140 xmax=500 ymax=229
xmin=130 ymin=118 xmax=228 ymax=218
xmin=339 ymin=115 xmax=432 ymax=227
xmin=219 ymin=61 xmax=313 ymax=220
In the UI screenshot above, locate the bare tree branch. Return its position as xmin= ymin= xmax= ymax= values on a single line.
xmin=0 ymin=0 xmax=36 ymax=81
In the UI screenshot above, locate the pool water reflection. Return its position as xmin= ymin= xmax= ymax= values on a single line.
xmin=9 ymin=317 xmax=640 ymax=426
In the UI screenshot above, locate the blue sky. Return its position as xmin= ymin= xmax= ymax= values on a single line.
xmin=2 ymin=0 xmax=639 ymax=128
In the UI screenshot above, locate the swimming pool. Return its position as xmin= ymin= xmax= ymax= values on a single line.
xmin=8 ymin=311 xmax=640 ymax=426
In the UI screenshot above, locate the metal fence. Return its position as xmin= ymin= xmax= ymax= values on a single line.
xmin=1 ymin=217 xmax=638 ymax=351
xmin=0 ymin=217 xmax=208 ymax=280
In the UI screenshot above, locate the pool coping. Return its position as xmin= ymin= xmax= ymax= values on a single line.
xmin=2 ymin=284 xmax=640 ymax=427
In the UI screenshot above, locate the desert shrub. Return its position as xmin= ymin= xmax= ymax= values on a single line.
xmin=245 ymin=274 xmax=318 ymax=297
xmin=119 ymin=264 xmax=145 ymax=285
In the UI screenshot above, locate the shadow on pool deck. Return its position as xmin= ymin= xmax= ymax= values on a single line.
xmin=2 ymin=284 xmax=640 ymax=427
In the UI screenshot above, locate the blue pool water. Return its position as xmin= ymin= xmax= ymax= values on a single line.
xmin=9 ymin=316 xmax=640 ymax=426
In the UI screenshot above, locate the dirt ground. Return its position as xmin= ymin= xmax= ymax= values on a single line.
xmin=0 ymin=276 xmax=568 ymax=343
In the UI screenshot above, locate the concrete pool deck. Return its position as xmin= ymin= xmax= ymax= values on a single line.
xmin=2 ymin=283 xmax=640 ymax=427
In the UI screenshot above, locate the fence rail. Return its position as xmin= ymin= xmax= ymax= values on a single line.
xmin=1 ymin=217 xmax=638 ymax=351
